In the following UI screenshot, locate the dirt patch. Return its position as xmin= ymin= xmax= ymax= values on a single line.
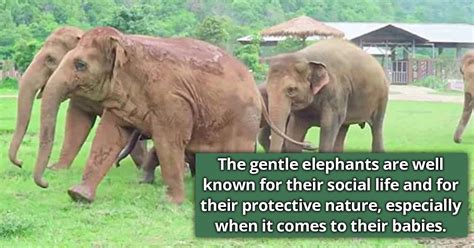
xmin=417 ymin=233 xmax=474 ymax=247
xmin=390 ymin=85 xmax=463 ymax=103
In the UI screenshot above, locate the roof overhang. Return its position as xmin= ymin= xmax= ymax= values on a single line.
xmin=351 ymin=24 xmax=429 ymax=44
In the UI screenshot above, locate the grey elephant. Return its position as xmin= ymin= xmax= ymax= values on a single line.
xmin=265 ymin=39 xmax=389 ymax=152
xmin=454 ymin=50 xmax=474 ymax=143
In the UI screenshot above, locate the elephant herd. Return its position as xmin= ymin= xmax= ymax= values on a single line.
xmin=6 ymin=26 xmax=474 ymax=204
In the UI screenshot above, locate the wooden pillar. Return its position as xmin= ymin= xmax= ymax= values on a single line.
xmin=456 ymin=44 xmax=463 ymax=59
xmin=438 ymin=47 xmax=444 ymax=56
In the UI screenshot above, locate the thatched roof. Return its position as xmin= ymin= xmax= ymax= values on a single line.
xmin=261 ymin=16 xmax=344 ymax=38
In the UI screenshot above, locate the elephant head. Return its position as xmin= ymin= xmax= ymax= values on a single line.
xmin=33 ymin=27 xmax=128 ymax=188
xmin=454 ymin=50 xmax=474 ymax=143
xmin=9 ymin=27 xmax=82 ymax=167
xmin=265 ymin=54 xmax=329 ymax=152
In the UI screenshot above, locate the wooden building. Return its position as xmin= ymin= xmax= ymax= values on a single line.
xmin=238 ymin=21 xmax=474 ymax=84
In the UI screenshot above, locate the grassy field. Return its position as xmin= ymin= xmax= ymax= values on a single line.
xmin=0 ymin=94 xmax=472 ymax=247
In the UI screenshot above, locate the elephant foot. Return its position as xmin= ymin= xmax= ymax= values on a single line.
xmin=48 ymin=162 xmax=70 ymax=171
xmin=139 ymin=172 xmax=155 ymax=184
xmin=68 ymin=184 xmax=95 ymax=203
xmin=167 ymin=191 xmax=185 ymax=205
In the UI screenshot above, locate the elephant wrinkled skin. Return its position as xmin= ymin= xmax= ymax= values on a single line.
xmin=454 ymin=50 xmax=474 ymax=143
xmin=8 ymin=26 xmax=147 ymax=170
xmin=35 ymin=27 xmax=267 ymax=204
xmin=265 ymin=39 xmax=389 ymax=153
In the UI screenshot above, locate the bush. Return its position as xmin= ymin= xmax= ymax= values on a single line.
xmin=412 ymin=76 xmax=446 ymax=90
xmin=0 ymin=77 xmax=18 ymax=89
xmin=0 ymin=211 xmax=32 ymax=238
xmin=273 ymin=37 xmax=303 ymax=54
xmin=234 ymin=35 xmax=267 ymax=81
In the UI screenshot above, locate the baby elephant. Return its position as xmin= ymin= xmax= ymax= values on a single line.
xmin=265 ymin=39 xmax=389 ymax=152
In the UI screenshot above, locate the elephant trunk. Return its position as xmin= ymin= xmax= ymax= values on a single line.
xmin=33 ymin=77 xmax=70 ymax=188
xmin=9 ymin=65 xmax=44 ymax=167
xmin=454 ymin=92 xmax=474 ymax=143
xmin=268 ymin=93 xmax=291 ymax=152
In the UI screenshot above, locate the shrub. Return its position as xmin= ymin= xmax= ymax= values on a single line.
xmin=0 ymin=77 xmax=18 ymax=89
xmin=412 ymin=76 xmax=446 ymax=90
xmin=234 ymin=35 xmax=267 ymax=81
xmin=273 ymin=37 xmax=303 ymax=54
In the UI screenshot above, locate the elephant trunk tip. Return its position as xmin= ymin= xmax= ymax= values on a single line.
xmin=8 ymin=151 xmax=23 ymax=168
xmin=34 ymin=176 xmax=49 ymax=188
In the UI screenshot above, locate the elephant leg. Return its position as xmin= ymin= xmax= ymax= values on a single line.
xmin=130 ymin=140 xmax=147 ymax=168
xmin=370 ymin=101 xmax=387 ymax=152
xmin=68 ymin=111 xmax=131 ymax=203
xmin=152 ymin=135 xmax=188 ymax=204
xmin=284 ymin=114 xmax=311 ymax=152
xmin=454 ymin=93 xmax=473 ymax=143
xmin=257 ymin=125 xmax=271 ymax=152
xmin=152 ymin=106 xmax=192 ymax=204
xmin=334 ymin=124 xmax=350 ymax=152
xmin=319 ymin=109 xmax=345 ymax=152
xmin=140 ymin=147 xmax=159 ymax=184
xmin=50 ymin=102 xmax=96 ymax=170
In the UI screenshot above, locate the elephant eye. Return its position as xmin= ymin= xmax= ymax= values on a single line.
xmin=286 ymin=86 xmax=298 ymax=97
xmin=74 ymin=59 xmax=87 ymax=72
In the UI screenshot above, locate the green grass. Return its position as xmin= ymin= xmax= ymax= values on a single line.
xmin=0 ymin=97 xmax=472 ymax=247
xmin=430 ymin=89 xmax=464 ymax=96
xmin=0 ymin=88 xmax=18 ymax=95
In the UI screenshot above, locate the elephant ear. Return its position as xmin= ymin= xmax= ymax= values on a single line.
xmin=110 ymin=36 xmax=128 ymax=79
xmin=308 ymin=61 xmax=329 ymax=95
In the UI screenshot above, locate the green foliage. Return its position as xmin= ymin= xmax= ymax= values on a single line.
xmin=412 ymin=76 xmax=446 ymax=90
xmin=0 ymin=78 xmax=19 ymax=89
xmin=195 ymin=16 xmax=229 ymax=46
xmin=274 ymin=37 xmax=304 ymax=54
xmin=0 ymin=0 xmax=472 ymax=74
xmin=13 ymin=39 xmax=41 ymax=72
xmin=234 ymin=35 xmax=267 ymax=80
xmin=0 ymin=211 xmax=32 ymax=238
xmin=107 ymin=5 xmax=155 ymax=35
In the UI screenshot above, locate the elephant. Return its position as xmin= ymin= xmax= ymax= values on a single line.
xmin=265 ymin=39 xmax=389 ymax=153
xmin=454 ymin=50 xmax=474 ymax=143
xmin=33 ymin=27 xmax=307 ymax=204
xmin=115 ymin=82 xmax=275 ymax=184
xmin=115 ymin=82 xmax=271 ymax=183
xmin=8 ymin=26 xmax=147 ymax=170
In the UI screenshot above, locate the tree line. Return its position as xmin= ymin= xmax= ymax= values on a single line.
xmin=0 ymin=0 xmax=472 ymax=74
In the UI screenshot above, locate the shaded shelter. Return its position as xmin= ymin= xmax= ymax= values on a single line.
xmin=261 ymin=16 xmax=344 ymax=46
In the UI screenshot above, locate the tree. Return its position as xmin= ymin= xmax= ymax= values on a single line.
xmin=13 ymin=39 xmax=41 ymax=72
xmin=195 ymin=16 xmax=229 ymax=46
xmin=234 ymin=35 xmax=266 ymax=80
xmin=107 ymin=5 xmax=155 ymax=35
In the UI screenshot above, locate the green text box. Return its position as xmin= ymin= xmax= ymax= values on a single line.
xmin=195 ymin=153 xmax=468 ymax=237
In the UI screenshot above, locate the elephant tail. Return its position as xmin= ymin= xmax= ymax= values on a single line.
xmin=258 ymin=94 xmax=318 ymax=151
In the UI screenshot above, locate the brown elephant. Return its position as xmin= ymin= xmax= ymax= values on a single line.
xmin=8 ymin=26 xmax=147 ymax=170
xmin=265 ymin=39 xmax=389 ymax=152
xmin=33 ymin=27 xmax=306 ymax=204
xmin=454 ymin=50 xmax=474 ymax=143
xmin=116 ymin=83 xmax=271 ymax=184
